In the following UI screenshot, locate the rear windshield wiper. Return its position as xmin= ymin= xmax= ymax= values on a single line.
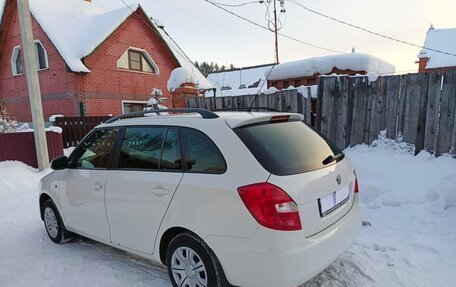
xmin=322 ymin=153 xmax=345 ymax=165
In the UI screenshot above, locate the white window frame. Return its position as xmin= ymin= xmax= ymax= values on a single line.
xmin=121 ymin=100 xmax=148 ymax=113
xmin=117 ymin=47 xmax=160 ymax=75
xmin=10 ymin=41 xmax=49 ymax=76
xmin=11 ymin=45 xmax=23 ymax=76
xmin=34 ymin=40 xmax=49 ymax=71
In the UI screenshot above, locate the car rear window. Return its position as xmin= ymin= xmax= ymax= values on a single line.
xmin=234 ymin=121 xmax=342 ymax=176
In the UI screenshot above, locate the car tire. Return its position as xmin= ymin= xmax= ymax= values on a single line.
xmin=43 ymin=199 xmax=73 ymax=244
xmin=166 ymin=232 xmax=230 ymax=287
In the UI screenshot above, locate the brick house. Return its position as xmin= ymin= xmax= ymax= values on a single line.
xmin=0 ymin=0 xmax=211 ymax=122
xmin=417 ymin=26 xmax=456 ymax=73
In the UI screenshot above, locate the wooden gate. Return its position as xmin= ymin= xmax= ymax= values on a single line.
xmin=54 ymin=116 xmax=111 ymax=148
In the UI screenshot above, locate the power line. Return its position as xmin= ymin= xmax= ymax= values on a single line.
xmin=203 ymin=0 xmax=344 ymax=54
xmin=288 ymin=0 xmax=456 ymax=57
xmin=118 ymin=0 xmax=195 ymax=65
xmin=211 ymin=1 xmax=265 ymax=7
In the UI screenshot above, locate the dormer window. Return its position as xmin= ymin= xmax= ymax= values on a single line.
xmin=117 ymin=48 xmax=159 ymax=74
xmin=11 ymin=46 xmax=23 ymax=76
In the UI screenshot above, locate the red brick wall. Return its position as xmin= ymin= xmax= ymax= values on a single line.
xmin=0 ymin=2 xmax=79 ymax=122
xmin=78 ymin=10 xmax=180 ymax=116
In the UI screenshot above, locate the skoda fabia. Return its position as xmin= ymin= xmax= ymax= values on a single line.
xmin=39 ymin=109 xmax=361 ymax=287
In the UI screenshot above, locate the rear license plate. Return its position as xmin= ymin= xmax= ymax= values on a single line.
xmin=318 ymin=185 xmax=349 ymax=217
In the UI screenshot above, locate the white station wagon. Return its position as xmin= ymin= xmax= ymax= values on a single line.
xmin=39 ymin=109 xmax=361 ymax=287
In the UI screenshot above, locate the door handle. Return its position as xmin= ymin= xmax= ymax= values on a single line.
xmin=152 ymin=186 xmax=169 ymax=196
xmin=92 ymin=183 xmax=103 ymax=191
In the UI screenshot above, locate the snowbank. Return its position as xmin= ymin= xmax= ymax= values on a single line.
xmin=268 ymin=53 xmax=395 ymax=81
xmin=418 ymin=28 xmax=456 ymax=69
xmin=167 ymin=67 xmax=197 ymax=92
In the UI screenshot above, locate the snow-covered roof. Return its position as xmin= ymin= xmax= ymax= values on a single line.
xmin=268 ymin=53 xmax=396 ymax=81
xmin=0 ymin=0 xmax=212 ymax=89
xmin=206 ymin=64 xmax=274 ymax=97
xmin=418 ymin=28 xmax=456 ymax=69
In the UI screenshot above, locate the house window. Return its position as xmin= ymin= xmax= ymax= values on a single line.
xmin=122 ymin=101 xmax=147 ymax=113
xmin=117 ymin=48 xmax=159 ymax=74
xmin=128 ymin=50 xmax=142 ymax=71
xmin=11 ymin=41 xmax=48 ymax=76
xmin=34 ymin=40 xmax=48 ymax=70
xmin=295 ymin=80 xmax=302 ymax=87
xmin=283 ymin=81 xmax=290 ymax=88
xmin=11 ymin=46 xmax=23 ymax=76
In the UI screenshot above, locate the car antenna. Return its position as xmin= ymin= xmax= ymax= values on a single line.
xmin=247 ymin=63 xmax=277 ymax=112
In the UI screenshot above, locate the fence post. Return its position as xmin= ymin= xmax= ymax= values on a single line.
xmin=436 ymin=69 xmax=456 ymax=155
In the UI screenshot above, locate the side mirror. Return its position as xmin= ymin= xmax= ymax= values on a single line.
xmin=51 ymin=156 xmax=69 ymax=170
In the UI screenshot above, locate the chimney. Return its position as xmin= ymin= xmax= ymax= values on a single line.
xmin=84 ymin=0 xmax=92 ymax=2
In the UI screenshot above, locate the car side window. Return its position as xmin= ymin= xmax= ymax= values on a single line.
xmin=182 ymin=129 xmax=226 ymax=173
xmin=118 ymin=127 xmax=166 ymax=170
xmin=159 ymin=129 xmax=183 ymax=171
xmin=71 ymin=129 xmax=118 ymax=169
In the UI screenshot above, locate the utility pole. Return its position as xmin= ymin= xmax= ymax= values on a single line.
xmin=17 ymin=0 xmax=49 ymax=170
xmin=273 ymin=0 xmax=279 ymax=64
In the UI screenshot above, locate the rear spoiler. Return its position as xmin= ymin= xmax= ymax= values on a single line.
xmin=226 ymin=113 xmax=304 ymax=129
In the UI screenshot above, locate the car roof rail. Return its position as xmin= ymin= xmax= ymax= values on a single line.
xmin=105 ymin=108 xmax=219 ymax=124
xmin=211 ymin=107 xmax=281 ymax=112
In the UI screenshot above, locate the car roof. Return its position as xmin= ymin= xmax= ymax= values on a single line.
xmin=97 ymin=111 xmax=304 ymax=129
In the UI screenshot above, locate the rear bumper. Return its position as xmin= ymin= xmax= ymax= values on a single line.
xmin=205 ymin=195 xmax=361 ymax=287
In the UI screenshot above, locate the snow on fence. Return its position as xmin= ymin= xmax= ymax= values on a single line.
xmin=186 ymin=69 xmax=456 ymax=156
xmin=54 ymin=116 xmax=111 ymax=148
xmin=0 ymin=131 xmax=63 ymax=168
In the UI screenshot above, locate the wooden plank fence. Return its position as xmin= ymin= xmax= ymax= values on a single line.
xmin=186 ymin=88 xmax=315 ymax=126
xmin=186 ymin=69 xmax=456 ymax=156
xmin=55 ymin=116 xmax=111 ymax=148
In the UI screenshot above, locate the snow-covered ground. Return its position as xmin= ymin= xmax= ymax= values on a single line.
xmin=0 ymin=139 xmax=455 ymax=287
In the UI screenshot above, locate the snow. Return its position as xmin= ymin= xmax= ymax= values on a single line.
xmin=418 ymin=28 xmax=456 ymax=69
xmin=366 ymin=72 xmax=379 ymax=82
xmin=263 ymin=86 xmax=279 ymax=95
xmin=0 ymin=0 xmax=5 ymax=26
xmin=15 ymin=125 xmax=63 ymax=134
xmin=296 ymin=85 xmax=318 ymax=99
xmin=206 ymin=64 xmax=274 ymax=97
xmin=48 ymin=114 xmax=64 ymax=122
xmin=0 ymin=138 xmax=455 ymax=286
xmin=268 ymin=53 xmax=396 ymax=81
xmin=167 ymin=67 xmax=198 ymax=92
xmin=27 ymin=0 xmax=138 ymax=73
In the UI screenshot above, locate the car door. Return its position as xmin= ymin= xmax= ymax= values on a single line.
xmin=60 ymin=128 xmax=118 ymax=242
xmin=105 ymin=127 xmax=184 ymax=254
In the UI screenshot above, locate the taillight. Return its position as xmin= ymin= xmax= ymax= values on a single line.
xmin=237 ymin=182 xmax=302 ymax=231
xmin=354 ymin=178 xmax=359 ymax=193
